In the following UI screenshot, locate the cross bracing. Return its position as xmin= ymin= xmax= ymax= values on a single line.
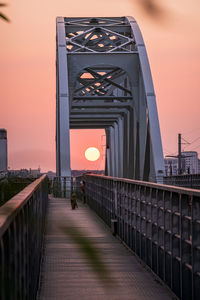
xmin=66 ymin=27 xmax=135 ymax=53
xmin=73 ymin=66 xmax=132 ymax=100
xmin=56 ymin=16 xmax=165 ymax=192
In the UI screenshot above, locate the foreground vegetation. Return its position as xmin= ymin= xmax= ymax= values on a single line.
xmin=0 ymin=177 xmax=34 ymax=207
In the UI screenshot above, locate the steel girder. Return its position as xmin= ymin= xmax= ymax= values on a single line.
xmin=56 ymin=16 xmax=165 ymax=191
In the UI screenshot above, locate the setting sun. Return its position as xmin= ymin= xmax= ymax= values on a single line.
xmin=85 ymin=147 xmax=100 ymax=161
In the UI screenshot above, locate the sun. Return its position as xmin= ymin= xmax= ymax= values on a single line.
xmin=85 ymin=147 xmax=100 ymax=161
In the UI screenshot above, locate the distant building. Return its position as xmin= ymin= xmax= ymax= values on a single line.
xmin=9 ymin=168 xmax=41 ymax=178
xmin=46 ymin=171 xmax=56 ymax=180
xmin=164 ymin=158 xmax=178 ymax=176
xmin=181 ymin=151 xmax=198 ymax=174
xmin=198 ymin=159 xmax=200 ymax=174
xmin=0 ymin=129 xmax=8 ymax=173
xmin=71 ymin=170 xmax=104 ymax=177
xmin=29 ymin=168 xmax=41 ymax=177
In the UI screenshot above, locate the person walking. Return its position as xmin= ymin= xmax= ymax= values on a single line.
xmin=71 ymin=192 xmax=78 ymax=210
xmin=81 ymin=180 xmax=86 ymax=203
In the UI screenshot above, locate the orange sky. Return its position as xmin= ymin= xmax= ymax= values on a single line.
xmin=0 ymin=0 xmax=200 ymax=172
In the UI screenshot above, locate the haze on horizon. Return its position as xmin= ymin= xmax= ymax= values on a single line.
xmin=0 ymin=0 xmax=200 ymax=172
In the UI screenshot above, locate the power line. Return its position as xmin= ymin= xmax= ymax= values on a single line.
xmin=183 ymin=137 xmax=200 ymax=150
xmin=181 ymin=137 xmax=190 ymax=145
xmin=188 ymin=136 xmax=200 ymax=145
xmin=182 ymin=127 xmax=200 ymax=136
xmin=163 ymin=147 xmax=176 ymax=155
xmin=192 ymin=143 xmax=200 ymax=151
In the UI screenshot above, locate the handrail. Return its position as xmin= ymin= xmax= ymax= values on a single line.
xmin=164 ymin=174 xmax=200 ymax=189
xmin=86 ymin=173 xmax=200 ymax=195
xmin=0 ymin=174 xmax=48 ymax=300
xmin=0 ymin=174 xmax=46 ymax=238
xmin=85 ymin=174 xmax=200 ymax=300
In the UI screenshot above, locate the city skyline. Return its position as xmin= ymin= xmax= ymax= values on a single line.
xmin=1 ymin=0 xmax=200 ymax=172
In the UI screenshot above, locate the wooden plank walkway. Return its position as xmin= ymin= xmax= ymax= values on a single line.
xmin=37 ymin=196 xmax=174 ymax=300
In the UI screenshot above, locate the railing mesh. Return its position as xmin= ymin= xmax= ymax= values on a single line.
xmin=0 ymin=175 xmax=48 ymax=300
xmin=85 ymin=174 xmax=200 ymax=300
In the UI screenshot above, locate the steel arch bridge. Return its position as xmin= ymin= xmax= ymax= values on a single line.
xmin=56 ymin=16 xmax=164 ymax=193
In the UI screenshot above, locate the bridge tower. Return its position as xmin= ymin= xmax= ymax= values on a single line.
xmin=56 ymin=16 xmax=164 ymax=195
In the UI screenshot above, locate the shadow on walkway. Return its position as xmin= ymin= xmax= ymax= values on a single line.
xmin=37 ymin=196 xmax=174 ymax=300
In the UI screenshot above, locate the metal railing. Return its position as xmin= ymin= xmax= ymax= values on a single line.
xmin=0 ymin=175 xmax=48 ymax=300
xmin=52 ymin=176 xmax=71 ymax=198
xmin=164 ymin=174 xmax=200 ymax=189
xmin=72 ymin=176 xmax=83 ymax=199
xmin=85 ymin=174 xmax=200 ymax=300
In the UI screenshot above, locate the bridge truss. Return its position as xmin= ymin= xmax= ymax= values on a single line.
xmin=56 ymin=17 xmax=164 ymax=193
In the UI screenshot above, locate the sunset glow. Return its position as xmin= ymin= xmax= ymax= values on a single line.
xmin=0 ymin=1 xmax=200 ymax=171
xmin=85 ymin=147 xmax=100 ymax=162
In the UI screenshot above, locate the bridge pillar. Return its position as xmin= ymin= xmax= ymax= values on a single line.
xmin=114 ymin=122 xmax=119 ymax=178
xmin=118 ymin=117 xmax=123 ymax=178
xmin=127 ymin=16 xmax=164 ymax=182
xmin=110 ymin=126 xmax=115 ymax=177
xmin=56 ymin=17 xmax=71 ymax=197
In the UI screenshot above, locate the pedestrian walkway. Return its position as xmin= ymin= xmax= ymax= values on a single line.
xmin=37 ymin=196 xmax=174 ymax=300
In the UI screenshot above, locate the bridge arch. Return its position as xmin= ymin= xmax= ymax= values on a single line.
xmin=56 ymin=16 xmax=164 ymax=195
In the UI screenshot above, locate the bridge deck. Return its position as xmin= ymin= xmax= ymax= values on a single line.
xmin=37 ymin=196 xmax=174 ymax=300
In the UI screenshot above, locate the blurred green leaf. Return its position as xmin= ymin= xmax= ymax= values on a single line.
xmin=0 ymin=12 xmax=9 ymax=22
xmin=137 ymin=0 xmax=166 ymax=19
xmin=62 ymin=225 xmax=115 ymax=286
xmin=0 ymin=2 xmax=10 ymax=22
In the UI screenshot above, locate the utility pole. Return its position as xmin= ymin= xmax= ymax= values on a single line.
xmin=178 ymin=133 xmax=182 ymax=175
xmin=167 ymin=133 xmax=191 ymax=176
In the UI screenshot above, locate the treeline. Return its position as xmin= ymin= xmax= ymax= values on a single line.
xmin=0 ymin=177 xmax=34 ymax=207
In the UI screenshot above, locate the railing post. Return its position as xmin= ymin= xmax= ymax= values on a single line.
xmin=111 ymin=180 xmax=118 ymax=235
